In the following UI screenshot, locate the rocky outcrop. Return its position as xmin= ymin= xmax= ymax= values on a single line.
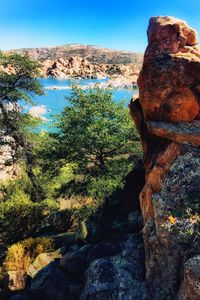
xmin=4 ymin=45 xmax=142 ymax=83
xmin=38 ymin=56 xmax=140 ymax=83
xmin=80 ymin=234 xmax=148 ymax=299
xmin=179 ymin=255 xmax=200 ymax=299
xmin=39 ymin=57 xmax=106 ymax=79
xmin=30 ymin=261 xmax=70 ymax=300
xmin=131 ymin=16 xmax=200 ymax=299
xmin=0 ymin=132 xmax=18 ymax=182
xmin=0 ymin=103 xmax=20 ymax=182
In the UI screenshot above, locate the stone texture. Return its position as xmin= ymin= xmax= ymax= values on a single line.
xmin=131 ymin=16 xmax=200 ymax=299
xmin=60 ymin=251 xmax=86 ymax=277
xmin=140 ymin=142 xmax=181 ymax=222
xmin=86 ymin=242 xmax=123 ymax=265
xmin=30 ymin=262 xmax=70 ymax=300
xmin=80 ymin=234 xmax=149 ymax=300
xmin=148 ymin=120 xmax=200 ymax=147
xmin=146 ymin=147 xmax=200 ymax=298
xmin=37 ymin=56 xmax=141 ymax=83
xmin=137 ymin=16 xmax=200 ymax=122
xmin=0 ymin=133 xmax=18 ymax=182
xmin=178 ymin=255 xmax=200 ymax=300
xmin=145 ymin=17 xmax=198 ymax=62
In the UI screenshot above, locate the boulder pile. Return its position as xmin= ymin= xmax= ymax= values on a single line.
xmin=39 ymin=56 xmax=140 ymax=83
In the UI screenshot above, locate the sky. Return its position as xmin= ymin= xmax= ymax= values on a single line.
xmin=0 ymin=0 xmax=200 ymax=52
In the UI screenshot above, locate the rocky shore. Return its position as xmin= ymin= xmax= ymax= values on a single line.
xmin=38 ymin=56 xmax=140 ymax=87
xmin=1 ymin=55 xmax=141 ymax=89
xmin=45 ymin=76 xmax=138 ymax=91
xmin=4 ymin=44 xmax=143 ymax=87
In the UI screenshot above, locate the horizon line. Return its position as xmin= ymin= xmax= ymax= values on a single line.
xmin=3 ymin=43 xmax=143 ymax=54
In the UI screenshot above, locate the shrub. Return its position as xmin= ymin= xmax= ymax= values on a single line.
xmin=163 ymin=208 xmax=200 ymax=242
xmin=3 ymin=237 xmax=54 ymax=272
xmin=0 ymin=193 xmax=59 ymax=244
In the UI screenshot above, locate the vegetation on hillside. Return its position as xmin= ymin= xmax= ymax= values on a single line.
xmin=8 ymin=44 xmax=143 ymax=64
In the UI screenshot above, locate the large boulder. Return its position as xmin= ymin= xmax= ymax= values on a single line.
xmin=178 ymin=256 xmax=200 ymax=300
xmin=60 ymin=251 xmax=86 ymax=278
xmin=131 ymin=16 xmax=200 ymax=299
xmin=137 ymin=17 xmax=200 ymax=123
xmin=80 ymin=234 xmax=149 ymax=299
xmin=144 ymin=16 xmax=198 ymax=62
xmin=86 ymin=242 xmax=123 ymax=265
xmin=30 ymin=262 xmax=69 ymax=300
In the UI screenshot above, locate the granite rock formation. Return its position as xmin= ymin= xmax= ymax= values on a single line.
xmin=38 ymin=56 xmax=140 ymax=83
xmin=0 ymin=133 xmax=17 ymax=181
xmin=130 ymin=16 xmax=200 ymax=299
xmin=6 ymin=44 xmax=143 ymax=81
xmin=0 ymin=102 xmax=19 ymax=182
xmin=80 ymin=234 xmax=149 ymax=299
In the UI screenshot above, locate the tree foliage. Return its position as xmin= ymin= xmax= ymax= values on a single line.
xmin=54 ymin=87 xmax=142 ymax=198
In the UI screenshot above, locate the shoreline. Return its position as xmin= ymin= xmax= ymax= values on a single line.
xmin=44 ymin=77 xmax=138 ymax=91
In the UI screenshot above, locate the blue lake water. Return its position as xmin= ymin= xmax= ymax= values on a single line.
xmin=31 ymin=78 xmax=138 ymax=131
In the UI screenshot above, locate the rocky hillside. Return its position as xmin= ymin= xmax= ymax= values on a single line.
xmin=6 ymin=45 xmax=143 ymax=81
xmin=131 ymin=16 xmax=200 ymax=299
xmin=38 ymin=56 xmax=140 ymax=83
xmin=7 ymin=44 xmax=143 ymax=65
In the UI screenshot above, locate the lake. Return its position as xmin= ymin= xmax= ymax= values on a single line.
xmin=30 ymin=78 xmax=138 ymax=131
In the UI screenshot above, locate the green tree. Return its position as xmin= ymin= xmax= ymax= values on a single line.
xmin=0 ymin=52 xmax=44 ymax=200
xmin=55 ymin=87 xmax=141 ymax=198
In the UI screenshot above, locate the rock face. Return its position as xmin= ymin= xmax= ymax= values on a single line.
xmin=131 ymin=16 xmax=200 ymax=299
xmin=138 ymin=16 xmax=200 ymax=123
xmin=30 ymin=262 xmax=70 ymax=300
xmin=6 ymin=44 xmax=143 ymax=81
xmin=179 ymin=255 xmax=200 ymax=300
xmin=80 ymin=234 xmax=149 ymax=299
xmin=39 ymin=57 xmax=106 ymax=79
xmin=38 ymin=56 xmax=140 ymax=83
xmin=0 ymin=103 xmax=20 ymax=182
xmin=0 ymin=132 xmax=18 ymax=182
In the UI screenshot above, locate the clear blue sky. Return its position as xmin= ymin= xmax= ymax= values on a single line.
xmin=0 ymin=0 xmax=199 ymax=52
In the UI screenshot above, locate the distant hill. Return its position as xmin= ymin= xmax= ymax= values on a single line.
xmin=7 ymin=44 xmax=143 ymax=65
